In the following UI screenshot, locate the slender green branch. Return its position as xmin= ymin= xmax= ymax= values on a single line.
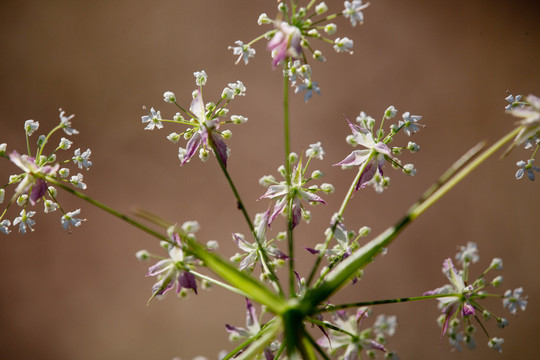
xmin=189 ymin=270 xmax=248 ymax=297
xmin=43 ymin=175 xmax=171 ymax=243
xmin=316 ymin=293 xmax=462 ymax=313
xmin=306 ymin=153 xmax=374 ymax=286
xmin=207 ymin=134 xmax=284 ymax=296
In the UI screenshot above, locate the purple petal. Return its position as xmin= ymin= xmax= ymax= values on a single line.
xmin=182 ymin=132 xmax=201 ymax=165
xmin=209 ymin=131 xmax=229 ymax=167
xmin=462 ymin=303 xmax=475 ymax=317
xmin=305 ymin=247 xmax=320 ymax=255
xmin=178 ymin=271 xmax=197 ymax=294
xmin=29 ymin=178 xmax=48 ymax=205
xmin=355 ymin=161 xmax=377 ymax=192
xmin=245 ymin=298 xmax=259 ymax=329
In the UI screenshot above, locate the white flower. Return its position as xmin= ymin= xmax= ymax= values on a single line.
xmin=194 ymin=70 xmax=208 ymax=86
xmin=316 ymin=2 xmax=328 ymax=15
xmin=333 ymin=37 xmax=354 ymax=53
xmin=343 ymin=0 xmax=370 ymax=27
xmin=13 ymin=209 xmax=36 ymax=234
xmin=488 ymin=337 xmax=504 ymax=353
xmin=58 ymin=137 xmax=73 ymax=150
xmin=59 ymin=108 xmax=79 ymax=135
xmin=306 ymin=142 xmax=325 ymax=160
xmin=228 ymin=41 xmax=256 ymax=65
xmin=0 ymin=219 xmax=11 ymax=234
xmin=72 ymin=148 xmax=92 ymax=170
xmin=231 ymin=115 xmax=248 ymax=124
xmin=70 ymin=173 xmax=87 ymax=189
xmin=257 ymin=13 xmax=271 ymax=25
xmin=163 ymin=91 xmax=176 ymax=103
xmin=141 ymin=107 xmax=163 ymax=130
xmin=44 ymin=199 xmax=59 ymax=213
xmin=61 ymin=209 xmax=84 ymax=231
xmin=24 ymin=120 xmax=39 ymax=136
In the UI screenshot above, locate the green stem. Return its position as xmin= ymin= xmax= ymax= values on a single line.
xmin=282 ymin=69 xmax=296 ymax=297
xmin=189 ymin=270 xmax=247 ymax=297
xmin=207 ymin=134 xmax=283 ymax=296
xmin=316 ymin=293 xmax=461 ymax=313
xmin=306 ymin=153 xmax=374 ymax=286
xmin=43 ymin=175 xmax=170 ymax=243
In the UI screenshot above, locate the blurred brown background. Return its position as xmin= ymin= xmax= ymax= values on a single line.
xmin=0 ymin=0 xmax=539 ymax=359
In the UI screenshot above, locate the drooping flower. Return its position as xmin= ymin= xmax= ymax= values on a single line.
xmin=267 ymin=22 xmax=302 ymax=68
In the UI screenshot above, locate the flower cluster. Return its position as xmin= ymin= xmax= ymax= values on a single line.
xmin=424 ymin=242 xmax=527 ymax=353
xmin=505 ymin=93 xmax=540 ymax=181
xmin=228 ymin=1 xmax=370 ymax=100
xmin=141 ymin=71 xmax=247 ymax=167
xmin=0 ymin=109 xmax=88 ymax=234
xmin=137 ymin=222 xmax=213 ymax=302
xmin=337 ymin=107 xmax=422 ymax=193
xmin=318 ymin=308 xmax=399 ymax=360
xmin=259 ymin=144 xmax=333 ymax=229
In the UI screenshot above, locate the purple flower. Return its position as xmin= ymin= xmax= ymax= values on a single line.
xmin=259 ymin=159 xmax=326 ymax=228
xmin=225 ymin=298 xmax=278 ymax=360
xmin=146 ymin=233 xmax=198 ymax=302
xmin=180 ymin=90 xmax=229 ymax=167
xmin=267 ymin=22 xmax=302 ymax=68
xmin=9 ymin=151 xmax=59 ymax=205
xmin=335 ymin=118 xmax=392 ymax=192
xmin=424 ymin=258 xmax=476 ymax=335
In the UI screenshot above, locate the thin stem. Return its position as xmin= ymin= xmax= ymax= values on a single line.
xmin=316 ymin=293 xmax=461 ymax=313
xmin=43 ymin=175 xmax=170 ymax=243
xmin=306 ymin=153 xmax=374 ymax=286
xmin=282 ymin=70 xmax=296 ymax=297
xmin=207 ymin=134 xmax=283 ymax=295
xmin=189 ymin=270 xmax=247 ymax=297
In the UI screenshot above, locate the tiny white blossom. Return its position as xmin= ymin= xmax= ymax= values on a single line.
xmin=58 ymin=168 xmax=70 ymax=178
xmin=228 ymin=41 xmax=256 ymax=65
xmin=313 ymin=50 xmax=326 ymax=62
xmin=194 ymin=70 xmax=208 ymax=86
xmin=316 ymin=2 xmax=328 ymax=14
xmin=0 ymin=219 xmax=10 ymax=234
xmin=306 ymin=142 xmax=325 ymax=160
xmin=257 ymin=13 xmax=271 ymax=25
xmin=24 ymin=120 xmax=39 ymax=136
xmin=333 ymin=37 xmax=354 ymax=53
xmin=488 ymin=337 xmax=504 ymax=353
xmin=141 ymin=107 xmax=163 ymax=130
xmin=61 ymin=209 xmax=84 ymax=231
xmin=13 ymin=209 xmax=36 ymax=234
xmin=58 ymin=137 xmax=73 ymax=150
xmin=503 ymin=287 xmax=527 ymax=314
xmin=181 ymin=220 xmax=200 ymax=233
xmin=59 ymin=108 xmax=79 ymax=135
xmin=0 ymin=143 xmax=7 ymax=156
xmin=222 ymin=87 xmax=235 ymax=100
xmin=343 ymin=0 xmax=370 ymax=27
xmin=167 ymin=132 xmax=181 ymax=143
xmin=385 ymin=106 xmax=398 ymax=119
xmin=70 ymin=173 xmax=87 ymax=189
xmin=163 ymin=91 xmax=176 ymax=103
xmin=44 ymin=199 xmax=59 ymax=213
xmin=72 ymin=148 xmax=92 ymax=170
xmin=231 ymin=115 xmax=248 ymax=124
xmin=324 ymin=23 xmax=337 ymax=35
xmin=259 ymin=175 xmax=276 ymax=187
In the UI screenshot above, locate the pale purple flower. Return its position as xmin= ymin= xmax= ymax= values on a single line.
xmin=9 ymin=151 xmax=59 ymax=205
xmin=225 ymin=298 xmax=277 ymax=360
xmin=232 ymin=210 xmax=288 ymax=271
xmin=318 ymin=308 xmax=394 ymax=359
xmin=267 ymin=22 xmax=302 ymax=67
xmin=424 ymin=258 xmax=476 ymax=335
xmin=335 ymin=118 xmax=392 ymax=192
xmin=146 ymin=233 xmax=198 ymax=301
xmin=180 ymin=90 xmax=229 ymax=167
xmin=259 ymin=161 xmax=326 ymax=228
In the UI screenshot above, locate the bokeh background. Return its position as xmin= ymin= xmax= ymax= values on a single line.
xmin=1 ymin=0 xmax=539 ymax=359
